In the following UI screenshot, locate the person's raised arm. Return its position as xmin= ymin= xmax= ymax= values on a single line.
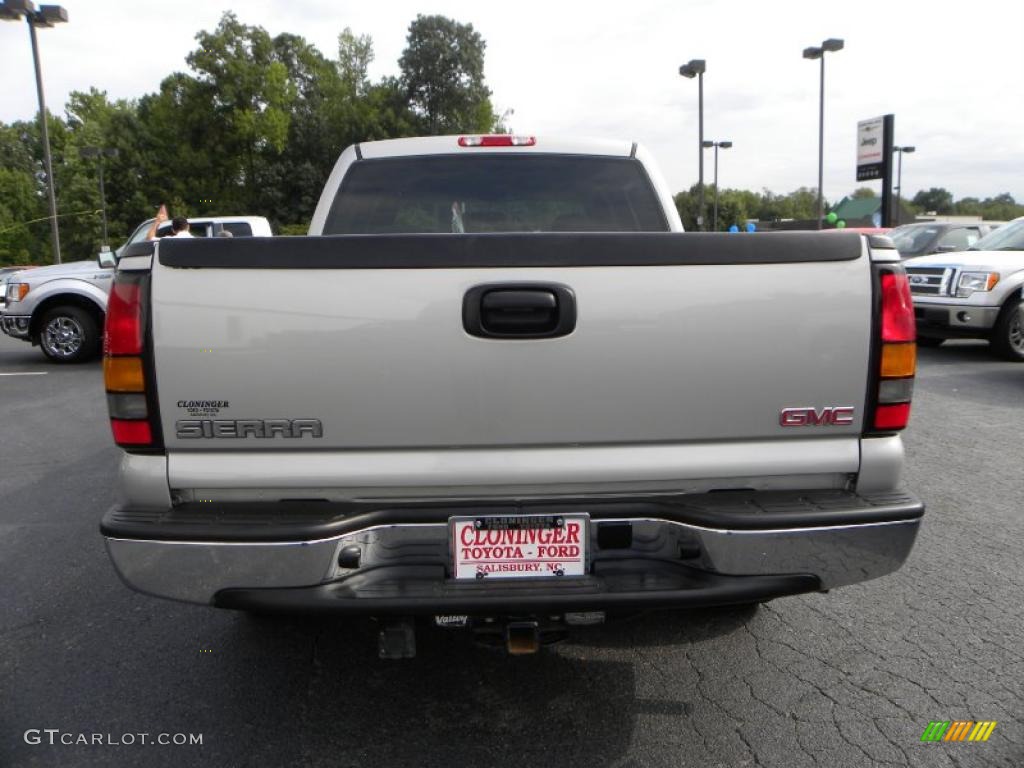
xmin=146 ymin=204 xmax=169 ymax=240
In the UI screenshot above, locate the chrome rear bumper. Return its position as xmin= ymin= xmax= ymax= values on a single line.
xmin=103 ymin=491 xmax=923 ymax=608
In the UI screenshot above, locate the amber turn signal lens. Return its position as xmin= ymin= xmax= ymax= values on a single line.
xmin=104 ymin=356 xmax=145 ymax=392
xmin=880 ymin=343 xmax=916 ymax=378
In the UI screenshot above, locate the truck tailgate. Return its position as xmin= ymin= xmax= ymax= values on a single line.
xmin=151 ymin=233 xmax=871 ymax=493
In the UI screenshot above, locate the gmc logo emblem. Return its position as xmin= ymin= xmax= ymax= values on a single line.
xmin=779 ymin=406 xmax=855 ymax=427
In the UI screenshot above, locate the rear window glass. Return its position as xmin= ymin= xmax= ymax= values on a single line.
xmin=221 ymin=222 xmax=253 ymax=237
xmin=157 ymin=222 xmax=208 ymax=238
xmin=891 ymin=225 xmax=938 ymax=252
xmin=324 ymin=154 xmax=668 ymax=234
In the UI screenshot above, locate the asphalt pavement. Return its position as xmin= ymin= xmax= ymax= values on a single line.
xmin=0 ymin=334 xmax=1021 ymax=768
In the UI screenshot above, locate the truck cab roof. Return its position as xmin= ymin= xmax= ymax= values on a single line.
xmin=357 ymin=135 xmax=637 ymax=159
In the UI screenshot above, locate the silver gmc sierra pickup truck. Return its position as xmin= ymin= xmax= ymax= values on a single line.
xmin=99 ymin=135 xmax=923 ymax=657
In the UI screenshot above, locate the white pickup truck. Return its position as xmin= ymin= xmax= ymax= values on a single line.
xmin=99 ymin=136 xmax=923 ymax=657
xmin=904 ymin=216 xmax=1024 ymax=360
xmin=1 ymin=215 xmax=272 ymax=362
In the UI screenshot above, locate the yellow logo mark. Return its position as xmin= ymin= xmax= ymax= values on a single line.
xmin=965 ymin=721 xmax=997 ymax=742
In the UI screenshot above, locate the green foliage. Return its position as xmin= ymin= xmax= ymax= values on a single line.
xmin=399 ymin=15 xmax=494 ymax=134
xmin=906 ymin=187 xmax=1023 ymax=220
xmin=674 ymin=184 xmax=823 ymax=231
xmin=912 ymin=187 xmax=954 ymax=215
xmin=675 ymin=182 xmax=1022 ymax=232
xmin=0 ymin=11 xmax=491 ymax=265
xmin=958 ymin=193 xmax=1023 ymax=221
xmin=337 ymin=28 xmax=374 ymax=96
xmin=852 ymin=187 xmax=876 ymax=199
xmin=0 ymin=166 xmax=42 ymax=264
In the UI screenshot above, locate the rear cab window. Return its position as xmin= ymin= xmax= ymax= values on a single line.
xmin=324 ymin=154 xmax=670 ymax=234
xmin=221 ymin=222 xmax=253 ymax=237
xmin=158 ymin=221 xmax=210 ymax=238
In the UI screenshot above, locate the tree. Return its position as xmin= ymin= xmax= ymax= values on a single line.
xmin=673 ymin=185 xmax=701 ymax=230
xmin=977 ymin=193 xmax=1021 ymax=221
xmin=675 ymin=185 xmax=828 ymax=229
xmin=955 ymin=197 xmax=981 ymax=216
xmin=0 ymin=166 xmax=44 ymax=264
xmin=912 ymin=187 xmax=954 ymax=215
xmin=399 ymin=15 xmax=494 ymax=134
xmin=186 ymin=12 xmax=297 ymax=208
xmin=338 ymin=28 xmax=374 ymax=96
xmin=0 ymin=11 xmax=499 ymax=265
xmin=852 ymin=187 xmax=876 ymax=199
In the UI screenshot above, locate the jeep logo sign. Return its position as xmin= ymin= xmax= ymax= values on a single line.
xmin=779 ymin=406 xmax=855 ymax=427
xmin=856 ymin=115 xmax=889 ymax=181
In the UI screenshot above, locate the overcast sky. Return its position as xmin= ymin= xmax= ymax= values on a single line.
xmin=1 ymin=0 xmax=1022 ymax=202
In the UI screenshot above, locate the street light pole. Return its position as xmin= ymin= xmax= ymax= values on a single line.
xmin=28 ymin=16 xmax=60 ymax=263
xmin=679 ymin=59 xmax=706 ymax=230
xmin=894 ymin=146 xmax=915 ymax=225
xmin=1 ymin=1 xmax=70 ymax=264
xmin=698 ymin=70 xmax=704 ymax=230
xmin=80 ymin=146 xmax=118 ymax=244
xmin=803 ymin=39 xmax=844 ymax=230
xmin=703 ymin=140 xmax=732 ymax=231
xmin=97 ymin=155 xmax=107 ymax=242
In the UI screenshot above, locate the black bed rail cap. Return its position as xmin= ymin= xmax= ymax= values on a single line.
xmin=158 ymin=231 xmax=863 ymax=270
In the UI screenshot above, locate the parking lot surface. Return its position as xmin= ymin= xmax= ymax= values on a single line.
xmin=0 ymin=335 xmax=1021 ymax=767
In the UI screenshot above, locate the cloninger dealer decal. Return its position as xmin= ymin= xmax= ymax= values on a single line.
xmin=175 ymin=398 xmax=322 ymax=439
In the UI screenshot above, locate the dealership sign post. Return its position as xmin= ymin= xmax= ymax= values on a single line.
xmin=857 ymin=114 xmax=895 ymax=226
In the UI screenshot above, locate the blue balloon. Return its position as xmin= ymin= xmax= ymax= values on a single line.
xmin=746 ymin=222 xmax=756 ymax=232
xmin=728 ymin=224 xmax=739 ymax=233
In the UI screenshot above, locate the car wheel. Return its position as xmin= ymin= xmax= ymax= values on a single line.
xmin=37 ymin=306 xmax=100 ymax=363
xmin=916 ymin=337 xmax=944 ymax=348
xmin=990 ymin=296 xmax=1024 ymax=362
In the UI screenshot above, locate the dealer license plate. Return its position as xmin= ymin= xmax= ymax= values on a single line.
xmin=451 ymin=514 xmax=588 ymax=580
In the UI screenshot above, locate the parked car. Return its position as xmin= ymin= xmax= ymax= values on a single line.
xmin=904 ymin=216 xmax=1024 ymax=359
xmin=0 ymin=266 xmax=38 ymax=312
xmin=1 ymin=267 xmax=22 ymax=312
xmin=890 ymin=221 xmax=992 ymax=259
xmin=1 ymin=216 xmax=271 ymax=362
xmin=98 ymin=135 xmax=923 ymax=657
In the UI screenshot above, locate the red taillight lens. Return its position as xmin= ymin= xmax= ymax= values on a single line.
xmin=874 ymin=403 xmax=911 ymax=430
xmin=867 ymin=266 xmax=916 ymax=435
xmin=880 ymin=272 xmax=915 ymax=342
xmin=104 ymin=271 xmax=160 ymax=452
xmin=105 ymin=280 xmax=143 ymax=354
xmin=458 ymin=135 xmax=536 ymax=147
xmin=110 ymin=419 xmax=153 ymax=445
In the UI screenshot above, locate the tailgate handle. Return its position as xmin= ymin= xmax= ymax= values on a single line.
xmin=464 ymin=284 xmax=576 ymax=339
